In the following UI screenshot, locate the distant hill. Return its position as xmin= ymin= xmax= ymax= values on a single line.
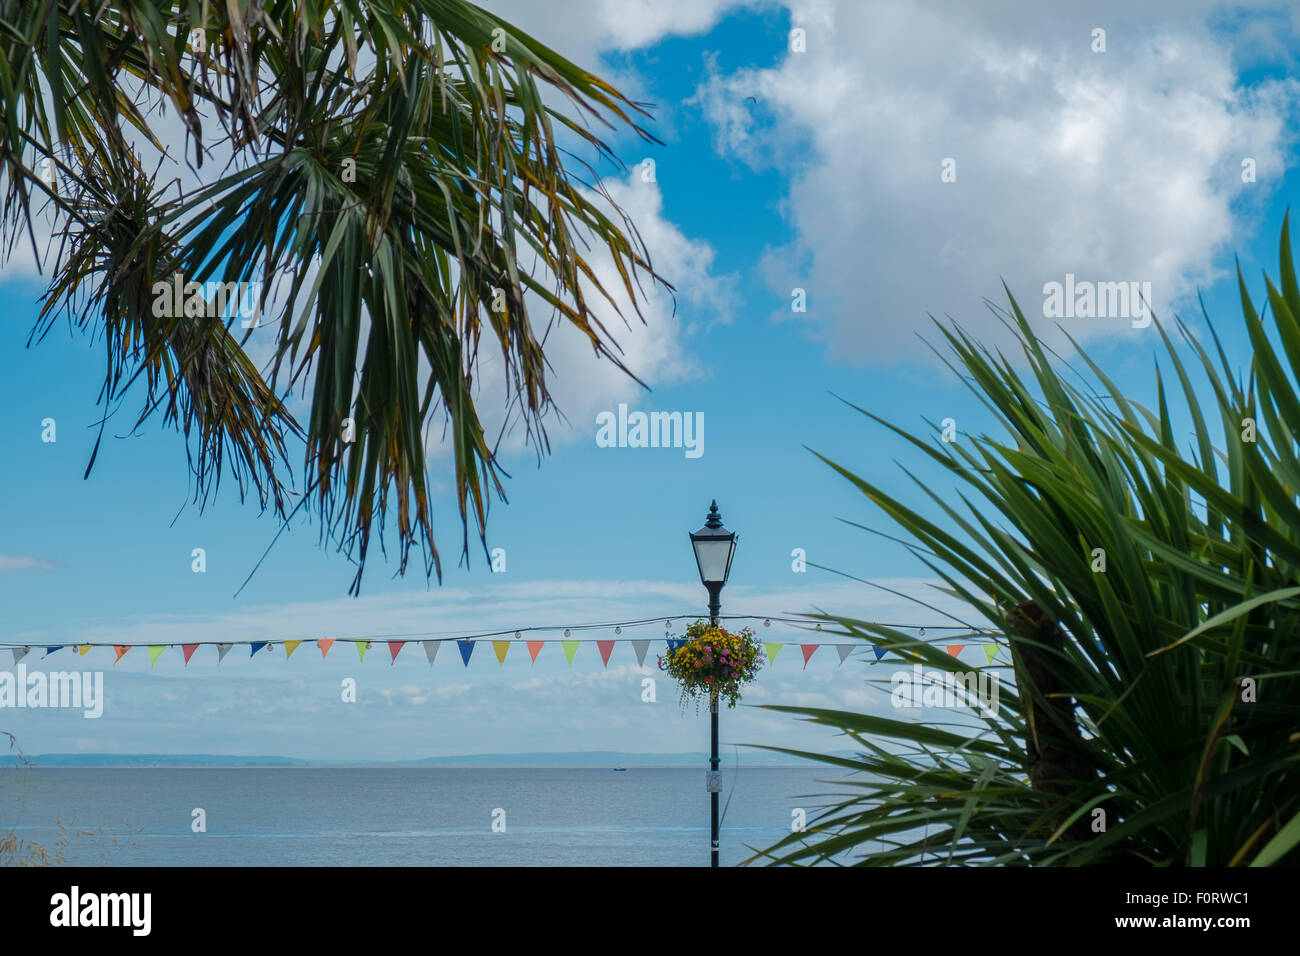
xmin=0 ymin=750 xmax=845 ymax=768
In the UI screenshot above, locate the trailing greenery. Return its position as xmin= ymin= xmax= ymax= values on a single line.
xmin=0 ymin=0 xmax=664 ymax=592
xmin=753 ymin=219 xmax=1300 ymax=866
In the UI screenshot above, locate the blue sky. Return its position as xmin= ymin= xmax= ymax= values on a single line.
xmin=3 ymin=0 xmax=1300 ymax=761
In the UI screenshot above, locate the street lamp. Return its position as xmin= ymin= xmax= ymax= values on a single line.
xmin=689 ymin=500 xmax=737 ymax=868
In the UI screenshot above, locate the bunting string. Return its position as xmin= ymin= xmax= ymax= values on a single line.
xmin=0 ymin=612 xmax=1008 ymax=669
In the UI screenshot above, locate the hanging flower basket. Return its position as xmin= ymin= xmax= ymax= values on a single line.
xmin=658 ymin=621 xmax=764 ymax=711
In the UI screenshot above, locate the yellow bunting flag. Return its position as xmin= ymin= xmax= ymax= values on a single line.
xmin=318 ymin=638 xmax=336 ymax=659
xmin=147 ymin=645 xmax=166 ymax=667
xmin=78 ymin=645 xmax=92 ymax=656
xmin=492 ymin=641 xmax=510 ymax=664
xmin=284 ymin=640 xmax=302 ymax=660
xmin=562 ymin=640 xmax=580 ymax=666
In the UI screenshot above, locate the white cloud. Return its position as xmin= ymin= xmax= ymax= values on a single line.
xmin=0 ymin=555 xmax=55 ymax=572
xmin=692 ymin=0 xmax=1300 ymax=362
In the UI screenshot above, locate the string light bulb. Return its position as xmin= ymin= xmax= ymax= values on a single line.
xmin=564 ymin=629 xmax=570 ymax=638
xmin=764 ymin=619 xmax=771 ymax=628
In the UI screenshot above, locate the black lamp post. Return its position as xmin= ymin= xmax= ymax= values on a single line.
xmin=689 ymin=500 xmax=737 ymax=868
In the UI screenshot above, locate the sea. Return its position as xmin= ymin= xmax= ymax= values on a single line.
xmin=2 ymin=766 xmax=864 ymax=866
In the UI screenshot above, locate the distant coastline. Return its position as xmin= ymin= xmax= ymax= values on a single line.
xmin=2 ymin=750 xmax=841 ymax=769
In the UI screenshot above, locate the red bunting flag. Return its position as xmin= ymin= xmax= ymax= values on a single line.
xmin=318 ymin=638 xmax=336 ymax=659
xmin=527 ymin=641 xmax=545 ymax=663
xmin=597 ymin=640 xmax=616 ymax=667
xmin=114 ymin=645 xmax=131 ymax=664
xmin=946 ymin=644 xmax=965 ymax=658
xmin=800 ymin=644 xmax=819 ymax=668
xmin=182 ymin=644 xmax=199 ymax=664
xmin=388 ymin=641 xmax=405 ymax=664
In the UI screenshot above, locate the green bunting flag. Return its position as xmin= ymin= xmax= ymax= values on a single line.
xmin=356 ymin=641 xmax=370 ymax=662
xmin=148 ymin=645 xmax=166 ymax=667
xmin=562 ymin=640 xmax=580 ymax=666
xmin=983 ymin=644 xmax=999 ymax=664
xmin=764 ymin=643 xmax=783 ymax=665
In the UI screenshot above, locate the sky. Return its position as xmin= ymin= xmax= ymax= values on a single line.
xmin=3 ymin=0 xmax=1300 ymax=761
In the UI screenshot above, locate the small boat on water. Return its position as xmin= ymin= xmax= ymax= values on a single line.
xmin=613 ymin=767 xmax=627 ymax=772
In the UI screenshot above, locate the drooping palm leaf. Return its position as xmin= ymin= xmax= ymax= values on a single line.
xmin=1 ymin=0 xmax=667 ymax=591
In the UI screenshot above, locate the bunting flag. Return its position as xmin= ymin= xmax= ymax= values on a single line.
xmin=78 ymin=645 xmax=92 ymax=656
xmin=597 ymin=640 xmax=615 ymax=667
xmin=250 ymin=642 xmax=268 ymax=658
xmin=983 ymin=644 xmax=999 ymax=664
xmin=12 ymin=647 xmax=30 ymax=664
xmin=284 ymin=640 xmax=302 ymax=660
xmin=836 ymin=645 xmax=854 ymax=665
xmin=561 ymin=640 xmax=579 ymax=666
xmin=873 ymin=646 xmax=888 ymax=661
xmin=147 ymin=645 xmax=166 ymax=667
xmin=356 ymin=641 xmax=370 ymax=662
xmin=800 ymin=644 xmax=819 ymax=668
xmin=318 ymin=638 xmax=336 ymax=659
xmin=44 ymin=646 xmax=62 ymax=657
xmin=946 ymin=644 xmax=965 ymax=659
xmin=182 ymin=644 xmax=199 ymax=664
xmin=492 ymin=641 xmax=510 ymax=665
xmin=526 ymin=641 xmax=545 ymax=664
xmin=457 ymin=640 xmax=475 ymax=667
xmin=423 ymin=641 xmax=440 ymax=665
xmin=764 ymin=642 xmax=783 ymax=665
xmin=666 ymin=639 xmax=684 ymax=657
xmin=217 ymin=643 xmax=233 ymax=663
xmin=632 ymin=640 xmax=650 ymax=668
xmin=388 ymin=641 xmax=406 ymax=664
xmin=113 ymin=645 xmax=131 ymax=664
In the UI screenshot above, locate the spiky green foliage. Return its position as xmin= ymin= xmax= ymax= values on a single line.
xmin=1 ymin=0 xmax=665 ymax=591
xmin=752 ymin=218 xmax=1300 ymax=867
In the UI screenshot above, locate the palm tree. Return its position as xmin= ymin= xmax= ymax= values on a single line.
xmin=753 ymin=220 xmax=1300 ymax=866
xmin=0 ymin=0 xmax=666 ymax=592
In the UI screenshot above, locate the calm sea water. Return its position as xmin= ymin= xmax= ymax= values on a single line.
xmin=2 ymin=767 xmax=860 ymax=866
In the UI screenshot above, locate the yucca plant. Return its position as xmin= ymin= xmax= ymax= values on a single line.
xmin=752 ymin=219 xmax=1300 ymax=866
xmin=1 ymin=0 xmax=664 ymax=592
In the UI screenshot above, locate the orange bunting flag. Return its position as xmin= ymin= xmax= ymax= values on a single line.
xmin=182 ymin=644 xmax=199 ymax=664
xmin=388 ymin=641 xmax=406 ymax=664
xmin=492 ymin=641 xmax=510 ymax=664
xmin=526 ymin=641 xmax=545 ymax=664
xmin=946 ymin=644 xmax=965 ymax=658
xmin=800 ymin=644 xmax=819 ymax=669
xmin=318 ymin=638 xmax=336 ymax=659
xmin=597 ymin=640 xmax=615 ymax=667
xmin=114 ymin=645 xmax=131 ymax=664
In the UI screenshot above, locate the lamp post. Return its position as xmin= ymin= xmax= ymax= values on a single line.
xmin=689 ymin=500 xmax=737 ymax=868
